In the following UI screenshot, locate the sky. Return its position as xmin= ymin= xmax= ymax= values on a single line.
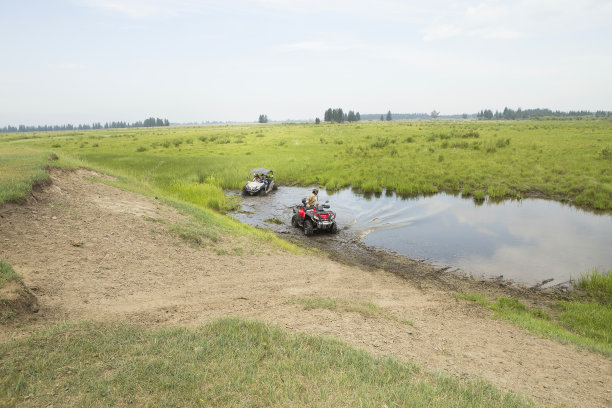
xmin=1 ymin=0 xmax=611 ymax=126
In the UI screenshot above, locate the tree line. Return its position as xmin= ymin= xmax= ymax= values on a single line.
xmin=477 ymin=108 xmax=612 ymax=120
xmin=1 ymin=117 xmax=170 ymax=133
xmin=323 ymin=108 xmax=361 ymax=123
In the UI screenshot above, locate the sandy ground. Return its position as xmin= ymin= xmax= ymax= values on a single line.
xmin=1 ymin=168 xmax=611 ymax=408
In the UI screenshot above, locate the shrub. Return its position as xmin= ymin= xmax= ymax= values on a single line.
xmin=461 ymin=130 xmax=480 ymax=138
xmin=496 ymin=138 xmax=511 ymax=148
xmin=371 ymin=137 xmax=389 ymax=149
xmin=600 ymin=146 xmax=612 ymax=160
xmin=451 ymin=141 xmax=469 ymax=149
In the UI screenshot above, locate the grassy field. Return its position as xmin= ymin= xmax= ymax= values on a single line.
xmin=2 ymin=118 xmax=611 ymax=211
xmin=0 ymin=318 xmax=534 ymax=408
xmin=1 ymin=119 xmax=611 ymax=406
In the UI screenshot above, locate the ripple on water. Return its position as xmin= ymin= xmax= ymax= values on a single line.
xmin=229 ymin=187 xmax=612 ymax=286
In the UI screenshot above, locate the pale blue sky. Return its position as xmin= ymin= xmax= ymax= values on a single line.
xmin=1 ymin=0 xmax=611 ymax=125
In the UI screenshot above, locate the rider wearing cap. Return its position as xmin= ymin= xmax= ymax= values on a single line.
xmin=306 ymin=188 xmax=319 ymax=208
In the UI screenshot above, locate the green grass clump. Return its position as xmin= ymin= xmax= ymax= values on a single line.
xmin=0 ymin=318 xmax=533 ymax=407
xmin=556 ymin=301 xmax=612 ymax=345
xmin=0 ymin=260 xmax=22 ymax=289
xmin=170 ymin=222 xmax=219 ymax=246
xmin=473 ymin=190 xmax=485 ymax=201
xmin=291 ymin=297 xmax=414 ymax=325
xmin=574 ymin=267 xmax=612 ymax=305
xmin=294 ymin=296 xmax=338 ymax=311
xmin=491 ymin=297 xmax=551 ymax=320
xmin=165 ymin=181 xmax=239 ymax=212
xmin=264 ymin=217 xmax=284 ymax=225
xmin=456 ymin=293 xmax=489 ymax=307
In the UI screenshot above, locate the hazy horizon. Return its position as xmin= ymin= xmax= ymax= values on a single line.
xmin=1 ymin=0 xmax=611 ymax=127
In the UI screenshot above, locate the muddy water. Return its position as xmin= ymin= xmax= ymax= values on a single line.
xmin=229 ymin=187 xmax=612 ymax=287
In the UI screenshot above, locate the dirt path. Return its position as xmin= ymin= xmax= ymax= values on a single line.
xmin=1 ymin=169 xmax=611 ymax=407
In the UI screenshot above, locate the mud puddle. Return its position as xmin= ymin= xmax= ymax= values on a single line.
xmin=229 ymin=187 xmax=612 ymax=288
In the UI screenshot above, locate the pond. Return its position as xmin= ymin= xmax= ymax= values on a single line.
xmin=229 ymin=187 xmax=612 ymax=287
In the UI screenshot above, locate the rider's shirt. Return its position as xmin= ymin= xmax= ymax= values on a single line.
xmin=306 ymin=193 xmax=318 ymax=207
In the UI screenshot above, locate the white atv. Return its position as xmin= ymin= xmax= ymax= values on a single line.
xmin=243 ymin=168 xmax=276 ymax=196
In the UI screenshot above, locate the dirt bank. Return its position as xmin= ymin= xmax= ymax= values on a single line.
xmin=1 ymin=169 xmax=610 ymax=407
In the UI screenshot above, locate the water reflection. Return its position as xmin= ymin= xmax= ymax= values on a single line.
xmin=230 ymin=187 xmax=612 ymax=286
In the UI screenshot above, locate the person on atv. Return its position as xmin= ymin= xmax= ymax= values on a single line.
xmin=306 ymin=188 xmax=318 ymax=208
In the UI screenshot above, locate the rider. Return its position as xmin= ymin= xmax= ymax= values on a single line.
xmin=306 ymin=188 xmax=318 ymax=208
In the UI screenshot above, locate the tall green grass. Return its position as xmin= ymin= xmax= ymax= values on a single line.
xmin=3 ymin=119 xmax=611 ymax=210
xmin=574 ymin=267 xmax=612 ymax=305
xmin=0 ymin=318 xmax=534 ymax=407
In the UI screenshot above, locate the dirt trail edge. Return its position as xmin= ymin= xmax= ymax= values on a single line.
xmin=1 ymin=169 xmax=610 ymax=408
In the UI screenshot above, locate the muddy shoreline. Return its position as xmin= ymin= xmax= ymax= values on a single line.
xmin=272 ymin=224 xmax=573 ymax=307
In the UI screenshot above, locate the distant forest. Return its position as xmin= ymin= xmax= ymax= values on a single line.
xmin=359 ymin=113 xmax=431 ymax=120
xmin=1 ymin=117 xmax=170 ymax=133
xmin=476 ymin=108 xmax=612 ymax=120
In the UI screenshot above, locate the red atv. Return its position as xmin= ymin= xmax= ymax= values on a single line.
xmin=291 ymin=198 xmax=338 ymax=236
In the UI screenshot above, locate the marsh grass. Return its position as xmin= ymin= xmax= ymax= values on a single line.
xmin=473 ymin=190 xmax=486 ymax=201
xmin=0 ymin=318 xmax=534 ymax=407
xmin=574 ymin=267 xmax=612 ymax=305
xmin=5 ymin=119 xmax=610 ymax=211
xmin=166 ymin=181 xmax=239 ymax=212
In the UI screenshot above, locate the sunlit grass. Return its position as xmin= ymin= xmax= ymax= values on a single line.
xmin=574 ymin=267 xmax=612 ymax=305
xmin=3 ymin=119 xmax=611 ymax=210
xmin=0 ymin=318 xmax=533 ymax=407
xmin=0 ymin=148 xmax=52 ymax=205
